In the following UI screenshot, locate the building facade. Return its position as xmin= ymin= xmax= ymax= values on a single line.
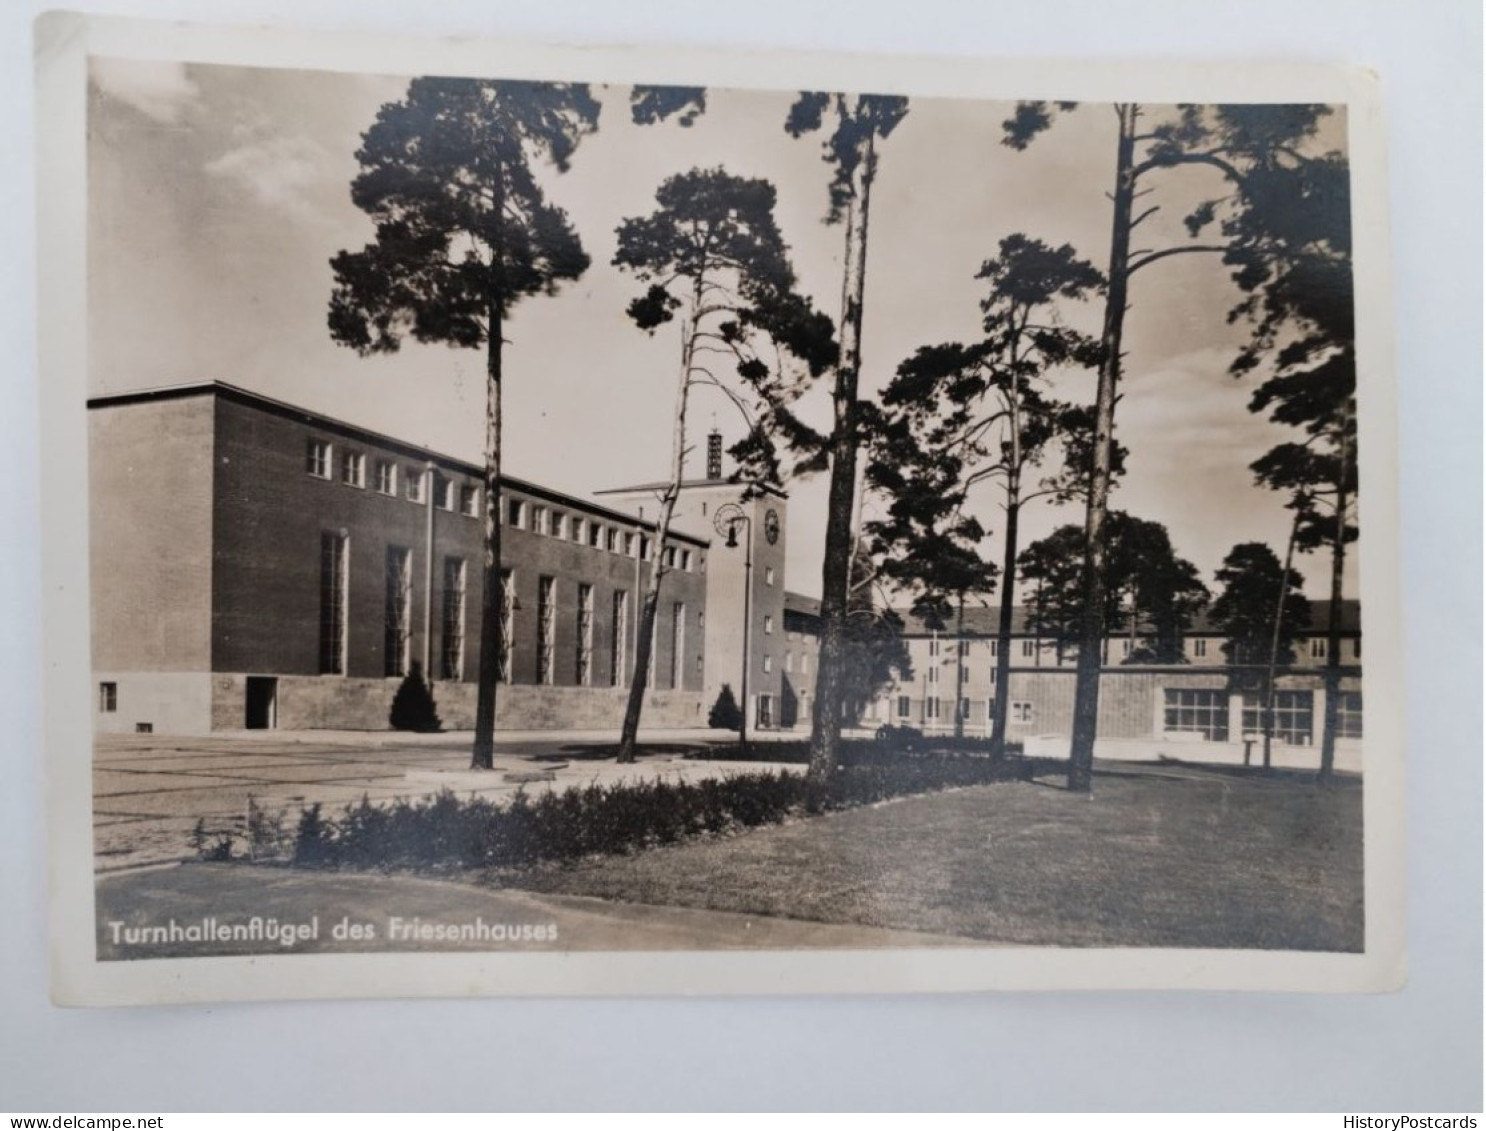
xmin=89 ymin=381 xmax=1363 ymax=765
xmin=90 ymin=383 xmax=709 ymax=734
xmin=597 ymin=436 xmax=795 ymax=732
xmin=866 ymin=603 xmax=1363 ymax=766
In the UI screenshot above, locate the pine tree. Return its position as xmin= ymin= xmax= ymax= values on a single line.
xmin=389 ymin=662 xmax=442 ymax=733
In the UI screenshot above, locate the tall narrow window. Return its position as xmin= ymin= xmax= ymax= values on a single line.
xmin=670 ymin=602 xmax=685 ymax=689
xmin=498 ymin=569 xmax=514 ymax=683
xmin=441 ymin=557 xmax=466 ymax=681
xmin=434 ymin=475 xmax=455 ymax=511
xmin=460 ymin=484 xmax=479 ymax=517
xmin=611 ymin=590 xmax=628 ymax=687
xmin=576 ymin=584 xmax=594 ymax=686
xmin=306 ymin=440 xmax=332 ymax=479
xmin=318 ymin=532 xmax=348 ymax=674
xmin=404 ymin=467 xmax=425 ymax=504
xmin=536 ymin=576 xmax=555 ymax=685
xmin=507 ymin=498 xmax=526 ymax=528
xmin=384 ymin=546 xmax=413 ymax=678
xmin=375 ymin=461 xmax=397 ymax=496
xmin=1336 ymin=691 xmax=1364 ymax=739
xmin=98 ymin=682 xmax=117 ymax=713
xmin=341 ymin=451 xmax=365 ymax=488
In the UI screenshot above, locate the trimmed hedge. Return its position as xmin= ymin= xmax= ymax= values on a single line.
xmin=290 ymin=757 xmax=1030 ymax=873
xmin=692 ymin=736 xmax=1016 ymax=765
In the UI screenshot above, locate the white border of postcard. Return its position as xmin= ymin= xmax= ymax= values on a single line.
xmin=39 ymin=11 xmax=1404 ymax=1005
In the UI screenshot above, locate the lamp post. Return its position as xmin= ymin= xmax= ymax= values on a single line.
xmin=714 ymin=503 xmax=753 ymax=756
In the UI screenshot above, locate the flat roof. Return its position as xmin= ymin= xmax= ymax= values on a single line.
xmin=88 ymin=381 xmax=710 ymax=547
xmin=595 ymin=477 xmax=788 ymax=501
xmin=892 ymin=599 xmax=1361 ymax=637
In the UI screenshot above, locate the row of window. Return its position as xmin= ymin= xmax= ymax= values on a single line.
xmin=308 ymin=437 xmax=705 ymax=572
xmin=316 ymin=531 xmax=697 ymax=690
xmin=1162 ymin=688 xmax=1364 ymax=743
xmin=917 ymin=635 xmax=1362 ymax=662
xmin=307 ymin=440 xmax=481 ymax=517
xmin=890 ymin=696 xmax=1034 ymax=725
xmin=504 ymin=498 xmax=698 ymax=572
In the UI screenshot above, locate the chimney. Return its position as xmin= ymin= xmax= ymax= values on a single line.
xmin=706 ymin=430 xmax=723 ymax=480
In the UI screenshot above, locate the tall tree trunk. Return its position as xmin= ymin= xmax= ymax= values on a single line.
xmin=991 ymin=495 xmax=1020 ymax=755
xmin=1068 ymin=104 xmax=1138 ymax=793
xmin=1262 ymin=500 xmax=1303 ymax=770
xmin=809 ymin=121 xmax=878 ymax=783
xmin=617 ymin=307 xmax=696 ymax=763
xmin=953 ymin=593 xmax=966 ymax=739
xmin=471 ymin=233 xmax=507 ymax=770
xmin=1318 ymin=430 xmax=1351 ymax=781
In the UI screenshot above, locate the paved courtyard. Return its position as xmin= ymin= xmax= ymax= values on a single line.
xmin=93 ymin=728 xmax=796 ymax=871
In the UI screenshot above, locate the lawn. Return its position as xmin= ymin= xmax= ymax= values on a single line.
xmin=501 ymin=765 xmax=1364 ymax=951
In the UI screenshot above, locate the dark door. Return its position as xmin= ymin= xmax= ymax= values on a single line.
xmin=245 ymin=677 xmax=277 ymax=730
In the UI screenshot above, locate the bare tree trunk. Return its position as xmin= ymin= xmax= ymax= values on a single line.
xmin=1262 ymin=500 xmax=1303 ymax=771
xmin=953 ymin=593 xmax=966 ymax=739
xmin=471 ymin=234 xmax=507 ymax=770
xmin=1318 ymin=431 xmax=1350 ymax=781
xmin=809 ymin=121 xmax=877 ymax=783
xmin=991 ymin=495 xmax=1020 ymax=755
xmin=1068 ymin=104 xmax=1138 ymax=793
xmin=617 ymin=309 xmax=695 ymax=763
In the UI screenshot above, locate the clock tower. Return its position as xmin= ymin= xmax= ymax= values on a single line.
xmin=595 ymin=431 xmax=790 ymax=730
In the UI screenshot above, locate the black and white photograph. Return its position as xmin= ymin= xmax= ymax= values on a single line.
xmin=38 ymin=15 xmax=1405 ymax=1005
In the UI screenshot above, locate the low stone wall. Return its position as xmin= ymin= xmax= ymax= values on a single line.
xmin=209 ymin=672 xmax=703 ymax=733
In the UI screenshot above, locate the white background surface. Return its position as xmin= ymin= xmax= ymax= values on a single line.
xmin=3 ymin=0 xmax=1481 ymax=1112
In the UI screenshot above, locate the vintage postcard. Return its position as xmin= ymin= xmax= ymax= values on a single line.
xmin=39 ymin=12 xmax=1403 ymax=1004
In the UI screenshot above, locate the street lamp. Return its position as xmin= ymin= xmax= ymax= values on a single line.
xmin=713 ymin=503 xmax=753 ymax=756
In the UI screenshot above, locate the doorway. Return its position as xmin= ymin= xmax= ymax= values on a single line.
xmin=245 ymin=677 xmax=277 ymax=730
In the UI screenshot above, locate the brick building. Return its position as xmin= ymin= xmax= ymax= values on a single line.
xmin=89 ymin=383 xmax=711 ymax=734
xmin=866 ymin=602 xmax=1363 ymax=766
xmin=88 ymin=381 xmax=1363 ymax=767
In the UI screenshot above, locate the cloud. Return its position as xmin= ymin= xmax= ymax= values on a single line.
xmin=90 ymin=58 xmax=200 ymax=124
xmin=203 ymin=134 xmax=338 ymax=223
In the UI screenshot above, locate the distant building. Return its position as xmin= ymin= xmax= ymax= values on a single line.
xmin=867 ymin=602 xmax=1363 ymax=764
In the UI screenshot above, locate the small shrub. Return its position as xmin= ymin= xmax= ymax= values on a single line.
xmin=389 ymin=662 xmax=442 ymax=732
xmin=293 ymin=803 xmax=334 ymax=867
xmin=246 ymin=795 xmax=289 ymax=861
xmin=707 ymin=684 xmax=744 ymax=730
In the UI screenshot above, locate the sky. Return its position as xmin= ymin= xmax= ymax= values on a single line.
xmin=86 ymin=57 xmax=1356 ymax=604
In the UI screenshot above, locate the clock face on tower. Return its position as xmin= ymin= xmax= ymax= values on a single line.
xmin=763 ymin=509 xmax=780 ymax=545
